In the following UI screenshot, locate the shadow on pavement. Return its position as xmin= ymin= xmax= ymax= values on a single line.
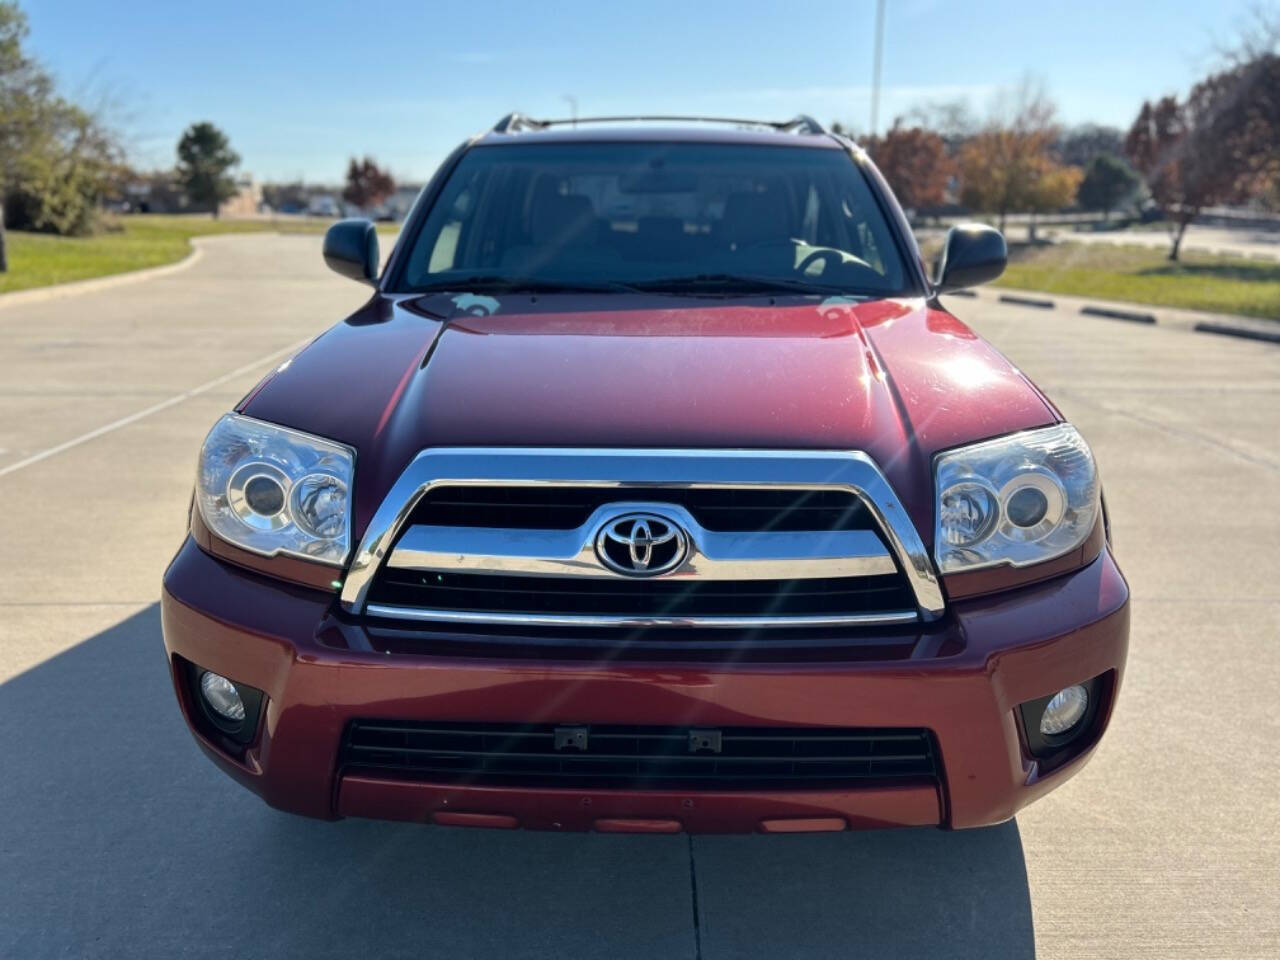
xmin=0 ymin=606 xmax=1034 ymax=959
xmin=691 ymin=821 xmax=1033 ymax=959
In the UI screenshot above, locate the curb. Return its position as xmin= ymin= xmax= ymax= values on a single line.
xmin=0 ymin=241 xmax=204 ymax=312
xmin=1192 ymin=322 xmax=1280 ymax=345
xmin=998 ymin=293 xmax=1055 ymax=309
xmin=975 ymin=287 xmax=1277 ymax=346
xmin=1080 ymin=306 xmax=1156 ymax=324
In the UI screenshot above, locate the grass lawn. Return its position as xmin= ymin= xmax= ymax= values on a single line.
xmin=0 ymin=214 xmax=399 ymax=295
xmin=994 ymin=242 xmax=1280 ymax=320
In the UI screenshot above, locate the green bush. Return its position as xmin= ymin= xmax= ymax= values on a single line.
xmin=1 ymin=3 xmax=120 ymax=238
xmin=3 ymin=102 xmax=119 ymax=236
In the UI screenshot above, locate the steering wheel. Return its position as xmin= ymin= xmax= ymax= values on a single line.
xmin=796 ymin=248 xmax=846 ymax=277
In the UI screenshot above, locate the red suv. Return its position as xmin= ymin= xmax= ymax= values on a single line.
xmin=162 ymin=115 xmax=1128 ymax=833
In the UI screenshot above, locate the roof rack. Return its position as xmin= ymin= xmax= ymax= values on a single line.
xmin=491 ymin=113 xmax=827 ymax=136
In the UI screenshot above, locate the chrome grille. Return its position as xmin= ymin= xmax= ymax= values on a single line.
xmin=366 ymin=569 xmax=917 ymax=623
xmin=406 ymin=485 xmax=877 ymax=532
xmin=341 ymin=449 xmax=946 ymax=627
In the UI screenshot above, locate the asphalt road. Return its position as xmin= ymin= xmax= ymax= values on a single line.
xmin=0 ymin=235 xmax=1277 ymax=959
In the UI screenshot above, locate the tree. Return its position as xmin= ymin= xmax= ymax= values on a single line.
xmin=1211 ymin=53 xmax=1279 ymax=211
xmin=1125 ymin=54 xmax=1277 ymax=260
xmin=1121 ymin=7 xmax=1279 ymax=253
xmin=1027 ymin=164 xmax=1083 ymax=216
xmin=262 ymin=180 xmax=310 ymax=213
xmin=955 ymin=82 xmax=1080 ymax=231
xmin=5 ymin=100 xmax=121 ymax=234
xmin=0 ymin=0 xmax=47 ymax=268
xmin=1 ymin=0 xmax=120 ymax=255
xmin=342 ymin=156 xmax=395 ymax=212
xmin=1213 ymin=9 xmax=1280 ymax=210
xmin=1077 ymin=154 xmax=1140 ymax=218
xmin=1056 ymin=124 xmax=1125 ymax=167
xmin=1126 ymin=96 xmax=1218 ymax=260
xmin=863 ymin=122 xmax=952 ymax=212
xmin=903 ymin=98 xmax=979 ymax=154
xmin=176 ymin=122 xmax=239 ymax=217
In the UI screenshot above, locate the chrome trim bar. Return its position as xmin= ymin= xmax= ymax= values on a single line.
xmin=364 ymin=604 xmax=921 ymax=630
xmin=387 ymin=502 xmax=898 ymax=581
xmin=341 ymin=448 xmax=946 ymax=621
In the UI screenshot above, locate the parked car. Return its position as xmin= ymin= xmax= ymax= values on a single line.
xmin=162 ymin=114 xmax=1128 ymax=833
xmin=306 ymin=194 xmax=340 ymax=218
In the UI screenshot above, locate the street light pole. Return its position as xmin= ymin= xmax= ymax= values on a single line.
xmin=562 ymin=95 xmax=578 ymax=127
xmin=870 ymin=0 xmax=885 ymax=136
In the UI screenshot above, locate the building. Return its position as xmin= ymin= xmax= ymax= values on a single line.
xmin=218 ymin=175 xmax=263 ymax=218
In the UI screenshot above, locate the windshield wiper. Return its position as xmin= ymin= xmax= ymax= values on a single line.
xmin=629 ymin=273 xmax=853 ymax=296
xmin=415 ymin=273 xmax=870 ymax=297
xmin=414 ymin=275 xmax=641 ymax=294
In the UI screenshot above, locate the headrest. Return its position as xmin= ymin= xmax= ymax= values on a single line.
xmin=720 ymin=190 xmax=789 ymax=247
xmin=531 ymin=190 xmax=594 ymax=247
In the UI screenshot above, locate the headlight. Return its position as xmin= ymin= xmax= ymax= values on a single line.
xmin=196 ymin=414 xmax=355 ymax=565
xmin=934 ymin=424 xmax=1099 ymax=575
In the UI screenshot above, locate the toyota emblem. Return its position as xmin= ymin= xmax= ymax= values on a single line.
xmin=595 ymin=512 xmax=689 ymax=577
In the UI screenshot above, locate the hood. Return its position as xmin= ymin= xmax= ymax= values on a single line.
xmin=240 ymin=294 xmax=1056 ymax=538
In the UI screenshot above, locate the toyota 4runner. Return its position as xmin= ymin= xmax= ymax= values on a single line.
xmin=161 ymin=114 xmax=1129 ymax=833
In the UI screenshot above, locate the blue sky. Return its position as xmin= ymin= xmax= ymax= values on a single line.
xmin=26 ymin=0 xmax=1257 ymax=183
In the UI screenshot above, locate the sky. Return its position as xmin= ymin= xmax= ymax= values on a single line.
xmin=24 ymin=0 xmax=1261 ymax=184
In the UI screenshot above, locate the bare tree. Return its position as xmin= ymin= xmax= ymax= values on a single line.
xmin=1127 ymin=6 xmax=1280 ymax=256
xmin=1056 ymin=124 xmax=1126 ymax=167
xmin=903 ymin=98 xmax=978 ymax=154
xmin=1219 ymin=6 xmax=1280 ymax=208
xmin=956 ymin=80 xmax=1080 ymax=232
xmin=1126 ymin=51 xmax=1278 ymax=258
xmin=1219 ymin=3 xmax=1279 ymax=65
xmin=342 ymin=157 xmax=395 ymax=212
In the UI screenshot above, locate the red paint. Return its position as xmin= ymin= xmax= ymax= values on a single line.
xmin=166 ymin=132 xmax=1128 ymax=834
xmin=335 ymin=779 xmax=938 ymax=833
xmin=241 ymin=295 xmax=1054 ymax=543
xmin=593 ymin=819 xmax=684 ymax=834
xmin=432 ymin=811 xmax=519 ymax=829
xmin=372 ymin=336 xmax=435 ymax=443
xmin=759 ymin=818 xmax=848 ymax=833
xmin=161 ymin=536 xmax=1129 ymax=831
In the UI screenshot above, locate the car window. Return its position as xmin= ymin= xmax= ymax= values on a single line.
xmin=398 ymin=142 xmax=911 ymax=296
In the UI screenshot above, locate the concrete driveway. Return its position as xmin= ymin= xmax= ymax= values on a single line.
xmin=0 ymin=234 xmax=1276 ymax=958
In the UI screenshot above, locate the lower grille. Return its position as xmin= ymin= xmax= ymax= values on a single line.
xmin=341 ymin=721 xmax=938 ymax=789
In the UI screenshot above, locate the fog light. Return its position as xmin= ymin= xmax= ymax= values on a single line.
xmin=200 ymin=671 xmax=245 ymax=723
xmin=1040 ymin=684 xmax=1088 ymax=736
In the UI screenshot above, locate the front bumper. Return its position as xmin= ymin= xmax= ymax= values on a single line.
xmin=161 ymin=537 xmax=1129 ymax=832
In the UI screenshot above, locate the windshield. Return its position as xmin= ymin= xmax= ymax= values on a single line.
xmin=396 ymin=142 xmax=913 ymax=297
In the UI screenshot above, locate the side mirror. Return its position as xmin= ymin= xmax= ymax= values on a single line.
xmin=934 ymin=224 xmax=1006 ymax=293
xmin=323 ymin=219 xmax=379 ymax=285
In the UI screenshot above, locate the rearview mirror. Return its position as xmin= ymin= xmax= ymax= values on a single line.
xmin=934 ymin=224 xmax=1006 ymax=293
xmin=323 ymin=219 xmax=379 ymax=285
